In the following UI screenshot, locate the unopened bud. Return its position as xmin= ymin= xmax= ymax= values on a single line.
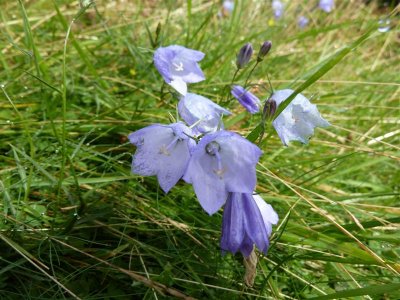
xmin=257 ymin=41 xmax=272 ymax=61
xmin=236 ymin=43 xmax=253 ymax=69
xmin=263 ymin=98 xmax=277 ymax=120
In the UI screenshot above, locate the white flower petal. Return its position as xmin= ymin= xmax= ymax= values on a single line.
xmin=169 ymin=77 xmax=187 ymax=96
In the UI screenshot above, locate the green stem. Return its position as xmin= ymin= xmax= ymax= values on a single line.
xmin=224 ymin=68 xmax=240 ymax=103
xmin=244 ymin=61 xmax=259 ymax=89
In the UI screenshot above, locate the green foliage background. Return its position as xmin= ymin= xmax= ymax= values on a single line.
xmin=0 ymin=0 xmax=399 ymax=299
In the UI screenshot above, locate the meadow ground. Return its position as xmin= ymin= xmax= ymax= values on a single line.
xmin=0 ymin=0 xmax=399 ymax=299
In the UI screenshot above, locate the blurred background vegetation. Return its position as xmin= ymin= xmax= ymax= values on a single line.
xmin=0 ymin=0 xmax=399 ymax=299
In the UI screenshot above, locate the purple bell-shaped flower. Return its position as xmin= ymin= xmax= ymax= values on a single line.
xmin=221 ymin=193 xmax=279 ymax=257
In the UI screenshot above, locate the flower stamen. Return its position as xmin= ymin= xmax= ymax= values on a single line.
xmin=159 ymin=136 xmax=180 ymax=156
xmin=173 ymin=62 xmax=184 ymax=72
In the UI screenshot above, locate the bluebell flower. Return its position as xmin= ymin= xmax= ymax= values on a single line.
xmin=178 ymin=93 xmax=231 ymax=134
xmin=183 ymin=131 xmax=262 ymax=215
xmin=319 ymin=0 xmax=334 ymax=13
xmin=272 ymin=0 xmax=284 ymax=19
xmin=236 ymin=43 xmax=253 ymax=69
xmin=129 ymin=122 xmax=196 ymax=193
xmin=271 ymin=89 xmax=330 ymax=146
xmin=222 ymin=0 xmax=234 ymax=14
xmin=231 ymin=85 xmax=261 ymax=114
xmin=298 ymin=16 xmax=309 ymax=29
xmin=154 ymin=45 xmax=205 ymax=96
xmin=221 ymin=193 xmax=279 ymax=257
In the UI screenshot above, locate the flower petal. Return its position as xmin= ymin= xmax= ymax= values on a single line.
xmin=179 ymin=60 xmax=206 ymax=83
xmin=154 ymin=47 xmax=175 ymax=82
xmin=178 ymin=93 xmax=230 ymax=134
xmin=129 ymin=125 xmax=173 ymax=176
xmin=253 ymin=194 xmax=279 ymax=236
xmin=221 ymin=193 xmax=245 ymax=254
xmin=169 ymin=77 xmax=187 ymax=96
xmin=174 ymin=46 xmax=205 ymax=61
xmin=242 ymin=194 xmax=269 ymax=254
xmin=231 ymin=85 xmax=261 ymax=114
xmin=240 ymin=234 xmax=255 ymax=257
xmin=156 ymin=140 xmax=192 ymax=193
xmin=183 ymin=151 xmax=227 ymax=215
xmin=218 ymin=133 xmax=262 ymax=192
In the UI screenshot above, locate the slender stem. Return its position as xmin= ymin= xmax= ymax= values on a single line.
xmin=265 ymin=71 xmax=274 ymax=93
xmin=231 ymin=68 xmax=239 ymax=85
xmin=244 ymin=61 xmax=259 ymax=88
xmin=258 ymin=121 xmax=272 ymax=146
xmin=224 ymin=68 xmax=240 ymax=103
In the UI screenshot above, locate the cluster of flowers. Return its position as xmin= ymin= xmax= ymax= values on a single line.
xmin=221 ymin=0 xmax=334 ymax=21
xmin=272 ymin=0 xmax=335 ymax=28
xmin=128 ymin=43 xmax=329 ymax=257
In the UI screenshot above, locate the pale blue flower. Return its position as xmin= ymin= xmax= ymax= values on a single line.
xmin=178 ymin=93 xmax=231 ymax=134
xmin=271 ymin=89 xmax=330 ymax=146
xmin=298 ymin=16 xmax=309 ymax=29
xmin=231 ymin=85 xmax=261 ymax=114
xmin=221 ymin=193 xmax=279 ymax=257
xmin=223 ymin=0 xmax=234 ymax=14
xmin=272 ymin=0 xmax=284 ymax=19
xmin=319 ymin=0 xmax=334 ymax=13
xmin=153 ymin=45 xmax=205 ymax=95
xmin=183 ymin=131 xmax=262 ymax=215
xmin=128 ymin=122 xmax=196 ymax=193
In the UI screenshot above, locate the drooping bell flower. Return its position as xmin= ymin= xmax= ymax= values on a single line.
xmin=221 ymin=193 xmax=279 ymax=257
xmin=128 ymin=122 xmax=196 ymax=193
xmin=183 ymin=131 xmax=262 ymax=215
xmin=319 ymin=0 xmax=334 ymax=13
xmin=178 ymin=93 xmax=231 ymax=134
xmin=231 ymin=85 xmax=261 ymax=114
xmin=153 ymin=45 xmax=205 ymax=96
xmin=236 ymin=43 xmax=253 ymax=69
xmin=222 ymin=0 xmax=234 ymax=14
xmin=272 ymin=0 xmax=284 ymax=19
xmin=298 ymin=16 xmax=309 ymax=29
xmin=271 ymin=89 xmax=330 ymax=146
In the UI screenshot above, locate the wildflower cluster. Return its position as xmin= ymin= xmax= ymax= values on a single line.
xmin=270 ymin=0 xmax=335 ymax=29
xmin=128 ymin=41 xmax=329 ymax=261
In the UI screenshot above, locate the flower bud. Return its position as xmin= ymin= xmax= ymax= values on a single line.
xmin=257 ymin=41 xmax=272 ymax=61
xmin=262 ymin=97 xmax=277 ymax=120
xmin=236 ymin=43 xmax=253 ymax=69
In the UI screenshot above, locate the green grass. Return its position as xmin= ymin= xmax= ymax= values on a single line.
xmin=1 ymin=0 xmax=399 ymax=299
